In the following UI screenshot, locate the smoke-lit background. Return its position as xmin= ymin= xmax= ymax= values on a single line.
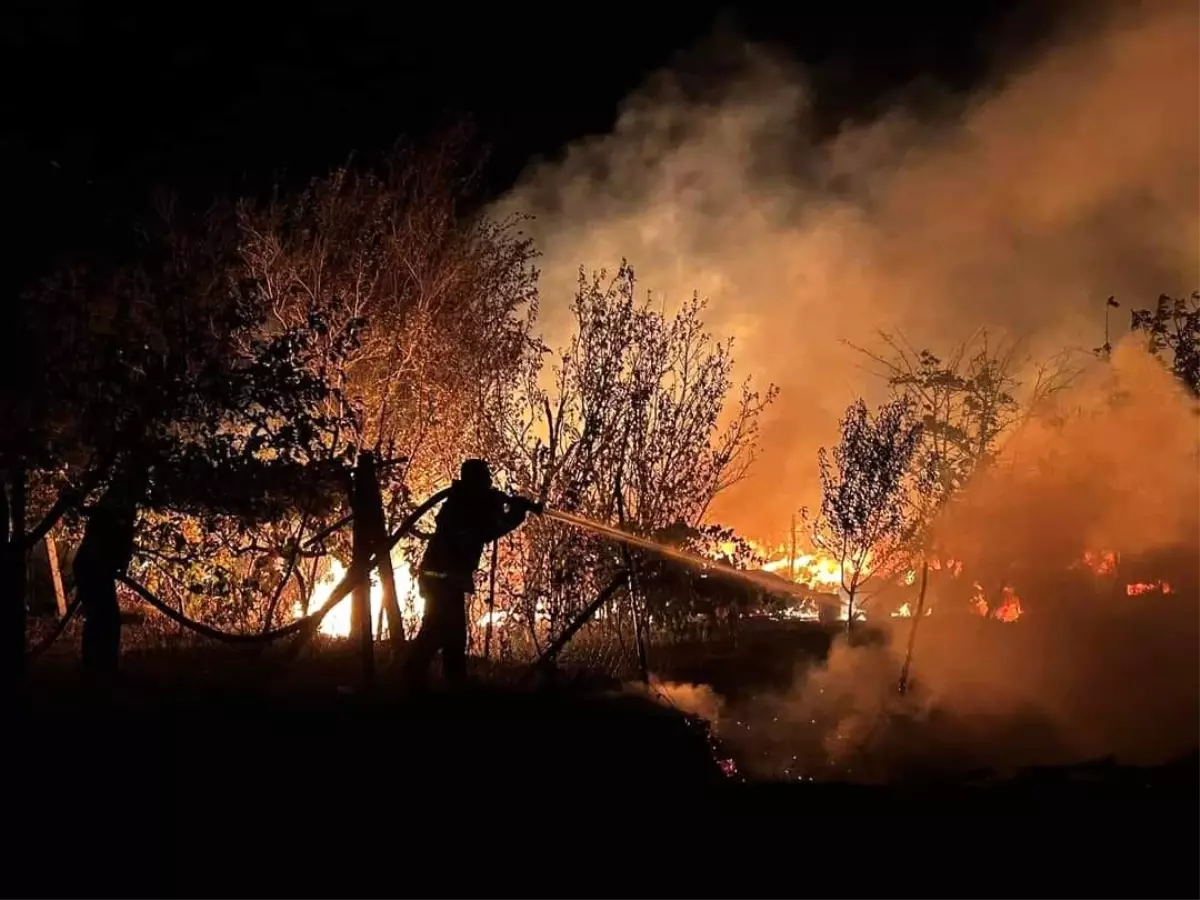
xmin=501 ymin=0 xmax=1200 ymax=777
xmin=493 ymin=0 xmax=1198 ymax=539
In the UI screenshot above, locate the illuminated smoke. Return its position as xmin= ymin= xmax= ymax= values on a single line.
xmin=492 ymin=0 xmax=1198 ymax=538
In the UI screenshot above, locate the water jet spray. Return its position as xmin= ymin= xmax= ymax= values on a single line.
xmin=537 ymin=506 xmax=818 ymax=601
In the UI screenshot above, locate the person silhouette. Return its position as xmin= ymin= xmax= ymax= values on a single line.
xmin=73 ymin=460 xmax=147 ymax=675
xmin=401 ymin=459 xmax=540 ymax=688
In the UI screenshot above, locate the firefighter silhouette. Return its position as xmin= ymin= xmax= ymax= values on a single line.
xmin=402 ymin=459 xmax=540 ymax=687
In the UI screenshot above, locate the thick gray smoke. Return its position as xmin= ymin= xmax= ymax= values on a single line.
xmin=492 ymin=0 xmax=1199 ymax=540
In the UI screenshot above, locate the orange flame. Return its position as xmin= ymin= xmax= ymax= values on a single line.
xmin=969 ymin=582 xmax=1022 ymax=623
xmin=993 ymin=586 xmax=1023 ymax=623
xmin=1126 ymin=580 xmax=1172 ymax=596
xmin=1081 ymin=550 xmax=1118 ymax=575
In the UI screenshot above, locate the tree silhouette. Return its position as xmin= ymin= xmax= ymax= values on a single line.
xmin=5 ymin=201 xmax=355 ymax=676
xmin=807 ymin=397 xmax=931 ymax=633
xmin=233 ymin=135 xmax=541 ymax=640
xmin=852 ymin=330 xmax=1078 ymax=503
xmin=494 ymin=262 xmax=775 ymax=650
xmin=1130 ymin=292 xmax=1200 ymax=396
xmin=236 ymin=130 xmax=540 ymax=498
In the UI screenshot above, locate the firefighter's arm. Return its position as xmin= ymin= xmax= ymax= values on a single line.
xmin=480 ymin=493 xmax=540 ymax=542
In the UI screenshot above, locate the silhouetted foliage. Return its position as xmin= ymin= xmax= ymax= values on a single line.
xmin=237 ymin=130 xmax=540 ymax=500
xmin=493 ymin=262 xmax=775 ymax=647
xmin=845 ymin=330 xmax=1082 ymax=628
xmin=1131 ymin=292 xmax=1200 ymax=396
xmin=224 ymin=135 xmax=543 ymax=626
xmin=640 ymin=522 xmax=768 ymax=639
xmin=807 ymin=397 xmax=932 ymax=630
xmin=24 ymin=200 xmax=359 ymax=636
xmin=853 ymin=331 xmax=1079 ymax=509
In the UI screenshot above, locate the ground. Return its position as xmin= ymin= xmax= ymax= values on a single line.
xmin=14 ymin=619 xmax=1200 ymax=825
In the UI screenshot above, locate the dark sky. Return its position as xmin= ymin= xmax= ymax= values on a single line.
xmin=2 ymin=1 xmax=1062 ymax=280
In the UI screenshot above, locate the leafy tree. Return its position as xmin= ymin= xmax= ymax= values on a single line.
xmin=849 ymin=331 xmax=1080 ymax=629
xmin=493 ymin=263 xmax=776 ymax=651
xmin=236 ymin=130 xmax=540 ymax=504
xmin=234 ymin=136 xmax=542 ymax=643
xmin=852 ymin=330 xmax=1077 ymax=502
xmin=15 ymin=200 xmax=354 ymax=668
xmin=1130 ymin=292 xmax=1200 ymax=396
xmin=806 ymin=397 xmax=931 ymax=633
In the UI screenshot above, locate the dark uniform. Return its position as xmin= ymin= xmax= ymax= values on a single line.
xmin=74 ymin=467 xmax=144 ymax=674
xmin=402 ymin=459 xmax=534 ymax=687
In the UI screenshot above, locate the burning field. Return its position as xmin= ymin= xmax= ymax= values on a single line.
xmin=646 ymin=343 xmax=1200 ymax=783
xmin=63 ymin=333 xmax=1191 ymax=792
xmin=18 ymin=1 xmax=1200 ymax=796
xmin=476 ymin=0 xmax=1200 ymax=784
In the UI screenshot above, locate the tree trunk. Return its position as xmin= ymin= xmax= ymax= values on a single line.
xmin=355 ymin=452 xmax=403 ymax=648
xmin=349 ymin=528 xmax=368 ymax=642
xmin=898 ymin=558 xmax=930 ymax=694
xmin=349 ymin=510 xmax=375 ymax=690
xmin=46 ymin=532 xmax=67 ymax=618
xmin=79 ymin=576 xmax=121 ymax=675
xmin=844 ymin=591 xmax=855 ymax=636
xmin=483 ymin=539 xmax=499 ymax=660
xmin=613 ymin=483 xmax=648 ymax=682
xmin=0 ymin=474 xmax=27 ymax=698
xmin=788 ymin=514 xmax=797 ymax=581
xmin=375 ymin=553 xmax=401 ymax=645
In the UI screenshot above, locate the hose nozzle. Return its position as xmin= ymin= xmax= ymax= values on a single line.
xmin=512 ymin=495 xmax=545 ymax=516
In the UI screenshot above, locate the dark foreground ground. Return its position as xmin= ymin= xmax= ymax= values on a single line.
xmin=16 ymin=657 xmax=1200 ymax=801
xmin=16 ymin=624 xmax=1200 ymax=854
xmin=11 ymin=676 xmax=1200 ymax=883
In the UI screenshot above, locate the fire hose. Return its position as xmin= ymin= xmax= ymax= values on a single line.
xmin=31 ymin=487 xmax=544 ymax=657
xmin=113 ymin=488 xmax=456 ymax=648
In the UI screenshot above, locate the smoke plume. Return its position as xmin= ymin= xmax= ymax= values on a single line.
xmin=493 ymin=0 xmax=1199 ymax=540
xmin=643 ymin=339 xmax=1200 ymax=780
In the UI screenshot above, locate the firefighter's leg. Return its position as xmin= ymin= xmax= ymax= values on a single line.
xmin=81 ymin=577 xmax=121 ymax=675
xmin=401 ymin=584 xmax=444 ymax=685
xmin=440 ymin=592 xmax=468 ymax=688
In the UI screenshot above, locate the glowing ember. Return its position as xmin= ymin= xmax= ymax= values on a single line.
xmin=1126 ymin=581 xmax=1172 ymax=596
xmin=891 ymin=602 xmax=932 ymax=618
xmin=993 ymin=587 xmax=1023 ymax=622
xmin=1081 ymin=550 xmax=1118 ymax=575
xmin=971 ymin=582 xmax=988 ymax=616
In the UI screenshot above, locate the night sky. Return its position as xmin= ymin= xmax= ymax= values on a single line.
xmin=3 ymin=1 xmax=1064 ymax=281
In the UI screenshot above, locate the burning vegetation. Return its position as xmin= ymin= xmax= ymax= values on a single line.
xmin=4 ymin=0 xmax=1197 ymax=798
